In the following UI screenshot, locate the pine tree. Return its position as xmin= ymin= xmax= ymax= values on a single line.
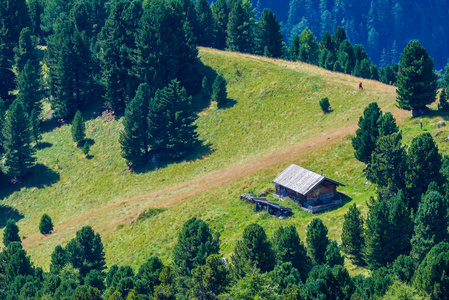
xmin=363 ymin=200 xmax=389 ymax=270
xmin=410 ymin=191 xmax=449 ymax=263
xmin=231 ymin=223 xmax=276 ymax=276
xmin=324 ymin=240 xmax=344 ymax=267
xmin=352 ymin=102 xmax=382 ymax=164
xmin=306 ymin=218 xmax=329 ymax=265
xmin=341 ymin=203 xmax=364 ymax=266
xmin=226 ymin=2 xmax=253 ymax=53
xmin=39 ymin=214 xmax=53 ymax=235
xmin=119 ymin=83 xmax=150 ymax=169
xmin=367 ymin=132 xmax=406 ymax=192
xmin=211 ymin=0 xmax=229 ymax=50
xmin=255 ymin=9 xmax=284 ymax=58
xmin=14 ymin=27 xmax=39 ymax=73
xmin=195 ymin=0 xmax=214 ymax=47
xmin=396 ymin=40 xmax=438 ymax=113
xmin=0 ymin=31 xmax=16 ymax=105
xmin=332 ymin=26 xmax=347 ymax=48
xmin=319 ymin=31 xmax=334 ymax=52
xmin=65 ymin=226 xmax=106 ymax=277
xmin=3 ymin=100 xmax=36 ymax=180
xmin=29 ymin=108 xmax=41 ymax=145
xmin=212 ymin=74 xmax=227 ymax=106
xmin=71 ymin=110 xmax=86 ymax=146
xmin=273 ymin=225 xmax=311 ymax=281
xmin=295 ymin=28 xmax=319 ymax=64
xmin=3 ymin=219 xmax=21 ymax=247
xmin=378 ymin=112 xmax=399 ymax=137
xmin=405 ymin=133 xmax=442 ymax=209
xmin=137 ymin=257 xmax=164 ymax=294
xmin=98 ymin=0 xmax=141 ymax=111
xmin=172 ymin=217 xmax=220 ymax=276
xmin=50 ymin=245 xmax=67 ymax=274
xmin=16 ymin=60 xmax=42 ymax=116
xmin=148 ymin=79 xmax=198 ymax=160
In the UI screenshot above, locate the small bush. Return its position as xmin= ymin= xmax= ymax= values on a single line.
xmin=39 ymin=214 xmax=53 ymax=235
xmin=82 ymin=142 xmax=90 ymax=156
xmin=137 ymin=208 xmax=165 ymax=222
xmin=319 ymin=97 xmax=331 ymax=113
xmin=212 ymin=75 xmax=227 ymax=105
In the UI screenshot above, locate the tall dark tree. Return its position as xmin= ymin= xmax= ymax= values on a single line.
xmin=410 ymin=191 xmax=449 ymax=263
xmin=212 ymin=74 xmax=228 ymax=106
xmin=378 ymin=112 xmax=399 ymax=137
xmin=97 ymin=0 xmax=142 ymax=111
xmin=231 ymin=223 xmax=276 ymax=277
xmin=255 ymin=9 xmax=284 ymax=58
xmin=226 ymin=2 xmax=253 ymax=53
xmin=367 ymin=132 xmax=406 ymax=193
xmin=119 ymin=83 xmax=150 ymax=169
xmin=0 ymin=33 xmax=16 ymax=105
xmin=341 ymin=204 xmax=364 ymax=266
xmin=50 ymin=245 xmax=67 ymax=274
xmin=172 ymin=217 xmax=220 ymax=276
xmin=405 ymin=133 xmax=442 ymax=209
xmin=29 ymin=108 xmax=41 ymax=145
xmin=3 ymin=219 xmax=21 ymax=247
xmin=211 ymin=0 xmax=229 ymax=49
xmin=324 ymin=240 xmax=344 ymax=267
xmin=195 ymin=0 xmax=214 ymax=47
xmin=16 ymin=60 xmax=42 ymax=116
xmin=273 ymin=225 xmax=311 ymax=281
xmin=135 ymin=2 xmax=200 ymax=94
xmin=137 ymin=256 xmax=164 ymax=294
xmin=413 ymin=242 xmax=449 ymax=299
xmin=332 ymin=26 xmax=347 ymax=47
xmin=396 ymin=40 xmax=438 ymax=113
xmin=3 ymin=100 xmax=35 ymax=180
xmin=352 ymin=102 xmax=382 ymax=164
xmin=148 ymin=79 xmax=199 ymax=160
xmin=306 ymin=218 xmax=329 ymax=265
xmin=71 ymin=110 xmax=86 ymax=146
xmin=65 ymin=226 xmax=106 ymax=277
xmin=14 ymin=27 xmax=39 ymax=73
xmin=363 ymin=200 xmax=389 ymax=270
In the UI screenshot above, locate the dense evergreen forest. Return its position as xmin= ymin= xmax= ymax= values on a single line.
xmin=235 ymin=0 xmax=449 ymax=70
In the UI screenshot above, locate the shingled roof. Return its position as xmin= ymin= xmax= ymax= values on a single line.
xmin=273 ymin=164 xmax=344 ymax=196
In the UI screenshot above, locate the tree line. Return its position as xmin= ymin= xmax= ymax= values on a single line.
xmin=2 ymin=213 xmax=448 ymax=299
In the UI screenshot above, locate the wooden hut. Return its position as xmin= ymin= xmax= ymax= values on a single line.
xmin=273 ymin=164 xmax=344 ymax=213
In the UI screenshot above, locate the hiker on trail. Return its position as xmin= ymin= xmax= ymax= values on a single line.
xmin=359 ymin=82 xmax=363 ymax=90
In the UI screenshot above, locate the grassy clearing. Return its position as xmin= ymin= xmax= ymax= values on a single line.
xmin=1 ymin=48 xmax=448 ymax=276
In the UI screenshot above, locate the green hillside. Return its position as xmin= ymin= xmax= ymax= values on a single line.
xmin=1 ymin=48 xmax=447 ymax=275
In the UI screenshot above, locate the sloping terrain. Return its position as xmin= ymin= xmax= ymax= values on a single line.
xmin=2 ymin=48 xmax=446 ymax=275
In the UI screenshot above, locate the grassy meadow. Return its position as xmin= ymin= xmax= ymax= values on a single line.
xmin=1 ymin=47 xmax=448 ymax=276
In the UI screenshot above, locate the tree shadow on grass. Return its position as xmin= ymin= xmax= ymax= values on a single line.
xmin=217 ymin=98 xmax=237 ymax=109
xmin=0 ymin=164 xmax=60 ymax=200
xmin=0 ymin=205 xmax=24 ymax=228
xmin=36 ymin=141 xmax=52 ymax=150
xmin=132 ymin=141 xmax=214 ymax=174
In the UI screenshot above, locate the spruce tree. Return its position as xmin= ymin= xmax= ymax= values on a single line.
xmin=352 ymin=102 xmax=383 ymax=164
xmin=3 ymin=100 xmax=36 ymax=180
xmin=211 ymin=0 xmax=229 ymax=50
xmin=410 ymin=191 xmax=449 ymax=263
xmin=39 ymin=214 xmax=53 ymax=235
xmin=231 ymin=223 xmax=276 ymax=276
xmin=396 ymin=40 xmax=438 ymax=113
xmin=148 ymin=79 xmax=198 ymax=160
xmin=255 ymin=9 xmax=284 ymax=58
xmin=0 ymin=33 xmax=16 ymax=105
xmin=3 ymin=219 xmax=21 ymax=247
xmin=195 ymin=0 xmax=214 ymax=47
xmin=212 ymin=75 xmax=227 ymax=106
xmin=71 ymin=110 xmax=86 ymax=146
xmin=30 ymin=108 xmax=41 ymax=145
xmin=226 ymin=2 xmax=252 ymax=53
xmin=386 ymin=191 xmax=413 ymax=259
xmin=273 ymin=225 xmax=311 ymax=281
xmin=137 ymin=256 xmax=164 ymax=294
xmin=324 ymin=240 xmax=344 ymax=267
xmin=50 ymin=245 xmax=67 ymax=274
xmin=341 ymin=204 xmax=364 ymax=266
xmin=14 ymin=27 xmax=39 ymax=74
xmin=65 ymin=226 xmax=106 ymax=277
xmin=119 ymin=83 xmax=150 ymax=169
xmin=306 ymin=218 xmax=329 ymax=265
xmin=363 ymin=200 xmax=389 ymax=270
xmin=367 ymin=132 xmax=406 ymax=192
xmin=172 ymin=217 xmax=220 ymax=276
xmin=16 ymin=60 xmax=42 ymax=116
xmin=332 ymin=27 xmax=347 ymax=48
xmin=405 ymin=133 xmax=442 ymax=209
xmin=378 ymin=112 xmax=399 ymax=137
